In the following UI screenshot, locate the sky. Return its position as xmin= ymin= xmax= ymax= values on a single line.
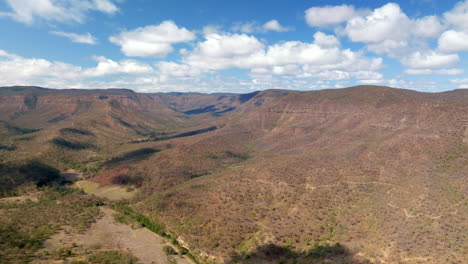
xmin=0 ymin=0 xmax=467 ymax=93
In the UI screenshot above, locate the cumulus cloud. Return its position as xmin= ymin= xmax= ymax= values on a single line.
xmin=313 ymin=32 xmax=340 ymax=47
xmin=412 ymin=16 xmax=444 ymax=38
xmin=184 ymin=33 xmax=264 ymax=69
xmin=367 ymin=39 xmax=408 ymax=56
xmin=83 ymin=56 xmax=153 ymax=77
xmin=156 ymin=61 xmax=201 ymax=78
xmin=262 ymin=20 xmax=291 ymax=32
xmin=50 ymin=31 xmax=97 ymax=45
xmin=337 ymin=1 xmax=466 ymax=75
xmin=305 ymin=5 xmax=355 ymax=27
xmin=344 ymin=3 xmax=411 ymax=43
xmin=401 ymin=51 xmax=460 ymax=69
xmin=438 ymin=30 xmax=468 ymax=52
xmin=343 ymin=3 xmax=444 ymax=44
xmin=0 ymin=0 xmax=119 ymax=24
xmin=0 ymin=49 xmax=154 ymax=87
xmin=444 ymin=0 xmax=468 ymax=29
xmin=404 ymin=68 xmax=464 ymax=75
xmin=182 ymin=32 xmax=382 ymax=82
xmin=109 ymin=21 xmax=196 ymax=57
xmin=0 ymin=49 xmax=82 ymax=82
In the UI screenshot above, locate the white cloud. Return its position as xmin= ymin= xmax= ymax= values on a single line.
xmin=262 ymin=20 xmax=291 ymax=32
xmin=340 ymin=2 xmax=466 ymax=73
xmin=313 ymin=32 xmax=340 ymax=47
xmin=450 ymin=78 xmax=468 ymax=89
xmin=412 ymin=16 xmax=444 ymax=38
xmin=299 ymin=70 xmax=382 ymax=81
xmin=344 ymin=3 xmax=411 ymax=43
xmin=451 ymin=78 xmax=468 ymax=84
xmin=50 ymin=31 xmax=97 ymax=45
xmin=83 ymin=56 xmax=153 ymax=77
xmin=358 ymin=79 xmax=383 ymax=85
xmin=0 ymin=49 xmax=82 ymax=81
xmin=156 ymin=61 xmax=201 ymax=78
xmin=404 ymin=68 xmax=464 ymax=75
xmin=367 ymin=39 xmax=408 ymax=56
xmin=344 ymin=3 xmax=445 ymax=61
xmin=184 ymin=33 xmax=264 ymax=70
xmin=202 ymin=25 xmax=222 ymax=35
xmin=109 ymin=21 xmax=196 ymax=57
xmin=92 ymin=0 xmax=119 ymax=14
xmin=401 ymin=51 xmax=460 ymax=69
xmin=357 ymin=78 xmax=442 ymax=91
xmin=438 ymin=30 xmax=468 ymax=52
xmin=183 ymin=32 xmax=382 ymax=82
xmin=231 ymin=22 xmax=257 ymax=34
xmin=232 ymin=20 xmax=291 ymax=33
xmin=0 ymin=0 xmax=119 ymax=24
xmin=0 ymin=49 xmax=154 ymax=87
xmin=305 ymin=5 xmax=355 ymax=27
xmin=444 ymin=0 xmax=468 ymax=29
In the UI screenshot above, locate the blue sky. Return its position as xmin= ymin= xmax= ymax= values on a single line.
xmin=0 ymin=0 xmax=467 ymax=93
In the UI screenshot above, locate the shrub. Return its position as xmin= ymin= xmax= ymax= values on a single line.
xmin=87 ymin=250 xmax=138 ymax=264
xmin=163 ymin=245 xmax=177 ymax=255
xmin=307 ymin=241 xmax=345 ymax=258
xmin=56 ymin=247 xmax=73 ymax=259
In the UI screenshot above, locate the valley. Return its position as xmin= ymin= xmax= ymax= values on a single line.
xmin=0 ymin=85 xmax=467 ymax=264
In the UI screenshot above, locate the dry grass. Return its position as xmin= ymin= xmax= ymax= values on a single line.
xmin=74 ymin=180 xmax=137 ymax=201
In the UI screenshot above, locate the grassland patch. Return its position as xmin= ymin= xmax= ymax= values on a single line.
xmin=74 ymin=180 xmax=137 ymax=201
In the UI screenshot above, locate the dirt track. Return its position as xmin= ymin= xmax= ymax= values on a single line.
xmin=41 ymin=207 xmax=192 ymax=264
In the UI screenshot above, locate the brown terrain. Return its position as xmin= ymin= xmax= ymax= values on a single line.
xmin=38 ymin=207 xmax=191 ymax=264
xmin=0 ymin=85 xmax=467 ymax=264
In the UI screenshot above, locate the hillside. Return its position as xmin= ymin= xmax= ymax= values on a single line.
xmin=0 ymin=85 xmax=467 ymax=264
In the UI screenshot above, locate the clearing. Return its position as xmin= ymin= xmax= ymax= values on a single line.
xmin=37 ymin=207 xmax=192 ymax=264
xmin=74 ymin=180 xmax=137 ymax=201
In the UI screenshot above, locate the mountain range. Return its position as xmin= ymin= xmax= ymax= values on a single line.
xmin=0 ymin=85 xmax=466 ymax=264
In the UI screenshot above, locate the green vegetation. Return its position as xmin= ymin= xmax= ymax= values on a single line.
xmin=306 ymin=242 xmax=345 ymax=258
xmin=113 ymin=211 xmax=142 ymax=229
xmin=113 ymin=205 xmax=167 ymax=237
xmin=87 ymin=250 xmax=139 ymax=264
xmin=163 ymin=245 xmax=178 ymax=255
xmin=112 ymin=205 xmax=200 ymax=264
xmin=55 ymin=247 xmax=74 ymax=259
